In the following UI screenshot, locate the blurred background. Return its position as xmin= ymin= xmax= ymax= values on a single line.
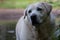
xmin=0 ymin=0 xmax=60 ymax=40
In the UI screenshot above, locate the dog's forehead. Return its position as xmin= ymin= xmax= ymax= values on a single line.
xmin=27 ymin=3 xmax=44 ymax=10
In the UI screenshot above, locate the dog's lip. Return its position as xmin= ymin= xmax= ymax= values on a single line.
xmin=32 ymin=22 xmax=40 ymax=26
xmin=31 ymin=20 xmax=40 ymax=25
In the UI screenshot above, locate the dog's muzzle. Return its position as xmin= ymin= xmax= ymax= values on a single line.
xmin=30 ymin=14 xmax=39 ymax=25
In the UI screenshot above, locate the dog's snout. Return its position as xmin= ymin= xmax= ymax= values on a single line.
xmin=31 ymin=14 xmax=36 ymax=19
xmin=30 ymin=14 xmax=39 ymax=25
xmin=31 ymin=14 xmax=37 ymax=20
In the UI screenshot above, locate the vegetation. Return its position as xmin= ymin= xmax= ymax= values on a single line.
xmin=0 ymin=0 xmax=60 ymax=9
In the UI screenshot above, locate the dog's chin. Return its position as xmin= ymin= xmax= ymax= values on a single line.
xmin=31 ymin=20 xmax=43 ymax=26
xmin=31 ymin=20 xmax=40 ymax=26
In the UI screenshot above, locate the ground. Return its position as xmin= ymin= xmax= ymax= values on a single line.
xmin=0 ymin=9 xmax=24 ymax=20
xmin=0 ymin=9 xmax=60 ymax=20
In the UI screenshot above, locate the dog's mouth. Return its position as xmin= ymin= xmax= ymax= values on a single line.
xmin=30 ymin=16 xmax=39 ymax=25
xmin=32 ymin=20 xmax=39 ymax=25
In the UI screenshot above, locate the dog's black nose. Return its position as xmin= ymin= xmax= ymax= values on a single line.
xmin=31 ymin=15 xmax=37 ymax=20
xmin=31 ymin=15 xmax=39 ymax=25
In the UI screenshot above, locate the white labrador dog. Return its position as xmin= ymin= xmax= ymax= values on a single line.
xmin=16 ymin=2 xmax=57 ymax=40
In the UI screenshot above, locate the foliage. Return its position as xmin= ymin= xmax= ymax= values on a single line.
xmin=0 ymin=0 xmax=60 ymax=8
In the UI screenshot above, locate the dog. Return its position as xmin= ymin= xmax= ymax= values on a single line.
xmin=16 ymin=2 xmax=57 ymax=40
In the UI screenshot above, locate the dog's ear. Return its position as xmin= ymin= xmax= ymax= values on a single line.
xmin=24 ymin=9 xmax=27 ymax=19
xmin=42 ymin=2 xmax=52 ymax=15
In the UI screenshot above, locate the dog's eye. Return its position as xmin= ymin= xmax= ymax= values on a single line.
xmin=28 ymin=10 xmax=32 ymax=13
xmin=37 ymin=7 xmax=42 ymax=11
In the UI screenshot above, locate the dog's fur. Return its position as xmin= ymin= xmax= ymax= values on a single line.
xmin=16 ymin=2 xmax=57 ymax=40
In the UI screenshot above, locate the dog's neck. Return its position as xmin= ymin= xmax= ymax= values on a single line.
xmin=24 ymin=16 xmax=52 ymax=40
xmin=32 ymin=17 xmax=52 ymax=40
xmin=34 ymin=16 xmax=52 ymax=40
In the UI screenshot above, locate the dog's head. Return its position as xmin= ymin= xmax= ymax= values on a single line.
xmin=24 ymin=2 xmax=52 ymax=25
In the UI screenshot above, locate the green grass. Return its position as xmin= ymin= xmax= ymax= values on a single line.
xmin=0 ymin=0 xmax=16 ymax=8
xmin=0 ymin=20 xmax=17 ymax=40
xmin=0 ymin=20 xmax=17 ymax=24
xmin=0 ymin=0 xmax=60 ymax=9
